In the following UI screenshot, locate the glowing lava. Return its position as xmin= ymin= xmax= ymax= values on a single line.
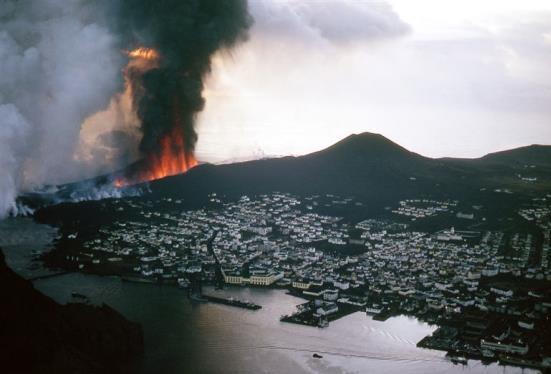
xmin=143 ymin=127 xmax=198 ymax=181
xmin=127 ymin=47 xmax=160 ymax=61
xmin=113 ymin=47 xmax=198 ymax=187
xmin=114 ymin=127 xmax=197 ymax=187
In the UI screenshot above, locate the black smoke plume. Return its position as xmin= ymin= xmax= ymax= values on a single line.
xmin=0 ymin=0 xmax=252 ymax=217
xmin=118 ymin=0 xmax=252 ymax=157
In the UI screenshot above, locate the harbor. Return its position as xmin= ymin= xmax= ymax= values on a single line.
xmin=33 ymin=272 xmax=532 ymax=374
xmin=202 ymin=294 xmax=262 ymax=310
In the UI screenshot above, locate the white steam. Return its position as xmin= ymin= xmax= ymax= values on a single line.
xmin=0 ymin=0 xmax=125 ymax=218
xmin=0 ymin=104 xmax=30 ymax=216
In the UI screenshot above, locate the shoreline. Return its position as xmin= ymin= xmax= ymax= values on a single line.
xmin=2 ymin=217 xmax=545 ymax=374
xmin=31 ymin=270 xmax=543 ymax=374
xmin=32 ymin=255 xmax=551 ymax=373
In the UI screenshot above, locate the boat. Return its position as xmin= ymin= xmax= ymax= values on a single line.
xmin=203 ymin=294 xmax=262 ymax=310
xmin=121 ymin=275 xmax=157 ymax=284
xmin=365 ymin=306 xmax=382 ymax=315
xmin=177 ymin=278 xmax=190 ymax=289
xmin=71 ymin=292 xmax=89 ymax=301
xmin=313 ymin=353 xmax=323 ymax=359
xmin=446 ymin=353 xmax=468 ymax=365
xmin=190 ymin=294 xmax=208 ymax=303
xmin=318 ymin=318 xmax=329 ymax=328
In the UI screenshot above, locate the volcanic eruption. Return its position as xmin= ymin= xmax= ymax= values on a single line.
xmin=114 ymin=0 xmax=252 ymax=187
xmin=0 ymin=0 xmax=252 ymax=216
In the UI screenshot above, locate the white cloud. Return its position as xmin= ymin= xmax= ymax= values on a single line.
xmin=196 ymin=1 xmax=551 ymax=162
xmin=249 ymin=0 xmax=410 ymax=44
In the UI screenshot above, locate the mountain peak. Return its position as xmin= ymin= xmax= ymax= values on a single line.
xmin=315 ymin=132 xmax=416 ymax=161
xmin=338 ymin=132 xmax=384 ymax=142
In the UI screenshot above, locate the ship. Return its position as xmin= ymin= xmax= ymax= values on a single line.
xmin=71 ymin=291 xmax=89 ymax=301
xmin=365 ymin=306 xmax=383 ymax=315
xmin=177 ymin=278 xmax=190 ymax=289
xmin=121 ymin=275 xmax=157 ymax=284
xmin=203 ymin=295 xmax=261 ymax=310
xmin=190 ymin=293 xmax=208 ymax=303
xmin=446 ymin=353 xmax=468 ymax=365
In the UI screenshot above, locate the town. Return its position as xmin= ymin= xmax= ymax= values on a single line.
xmin=50 ymin=191 xmax=551 ymax=371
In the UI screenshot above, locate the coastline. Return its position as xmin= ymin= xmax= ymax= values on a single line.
xmin=1 ymin=217 xmax=542 ymax=374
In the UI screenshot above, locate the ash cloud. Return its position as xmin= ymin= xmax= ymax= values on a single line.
xmin=0 ymin=0 xmax=124 ymax=218
xmin=117 ymin=0 xmax=252 ymax=157
xmin=0 ymin=0 xmax=252 ymax=218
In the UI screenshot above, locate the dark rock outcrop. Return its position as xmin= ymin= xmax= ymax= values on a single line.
xmin=0 ymin=249 xmax=143 ymax=374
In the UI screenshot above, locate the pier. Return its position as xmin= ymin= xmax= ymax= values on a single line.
xmin=28 ymin=271 xmax=72 ymax=281
xmin=203 ymin=294 xmax=261 ymax=310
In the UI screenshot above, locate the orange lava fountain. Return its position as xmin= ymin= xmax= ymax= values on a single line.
xmin=113 ymin=47 xmax=198 ymax=187
xmin=127 ymin=47 xmax=160 ymax=60
xmin=141 ymin=127 xmax=198 ymax=181
xmin=114 ymin=127 xmax=198 ymax=187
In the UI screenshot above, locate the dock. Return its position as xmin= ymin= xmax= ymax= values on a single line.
xmin=203 ymin=294 xmax=261 ymax=310
xmin=28 ymin=271 xmax=72 ymax=281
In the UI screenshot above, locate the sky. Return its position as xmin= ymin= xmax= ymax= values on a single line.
xmin=2 ymin=0 xmax=551 ymax=218
xmin=195 ymin=0 xmax=551 ymax=162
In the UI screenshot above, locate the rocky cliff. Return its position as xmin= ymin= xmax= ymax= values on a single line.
xmin=0 ymin=249 xmax=143 ymax=374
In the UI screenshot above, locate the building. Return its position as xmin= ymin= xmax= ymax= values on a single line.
xmin=224 ymin=274 xmax=243 ymax=285
xmin=292 ymin=279 xmax=311 ymax=290
xmin=249 ymin=272 xmax=284 ymax=286
xmin=314 ymin=303 xmax=339 ymax=317
xmin=323 ymin=289 xmax=339 ymax=301
xmin=224 ymin=271 xmax=283 ymax=286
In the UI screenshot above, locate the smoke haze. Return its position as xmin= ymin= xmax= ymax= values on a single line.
xmin=0 ymin=0 xmax=251 ymax=217
xmin=0 ymin=0 xmax=124 ymax=218
xmin=118 ymin=0 xmax=251 ymax=157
